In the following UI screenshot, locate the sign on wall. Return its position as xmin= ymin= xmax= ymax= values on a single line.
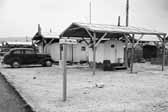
xmin=59 ymin=39 xmax=77 ymax=45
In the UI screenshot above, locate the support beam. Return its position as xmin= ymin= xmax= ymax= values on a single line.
xmin=162 ymin=35 xmax=166 ymax=71
xmin=156 ymin=35 xmax=164 ymax=42
xmin=130 ymin=34 xmax=135 ymax=73
xmin=45 ymin=38 xmax=55 ymax=48
xmin=82 ymin=37 xmax=90 ymax=45
xmin=95 ymin=33 xmax=107 ymax=47
xmin=93 ymin=32 xmax=96 ymax=76
xmin=124 ymin=34 xmax=128 ymax=68
xmin=134 ymin=34 xmax=144 ymax=47
xmin=85 ymin=28 xmax=94 ymax=39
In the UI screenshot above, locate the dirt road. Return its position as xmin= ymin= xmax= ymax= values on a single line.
xmin=0 ymin=73 xmax=31 ymax=112
xmin=1 ymin=63 xmax=168 ymax=112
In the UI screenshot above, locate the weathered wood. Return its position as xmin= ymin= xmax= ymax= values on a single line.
xmin=85 ymin=28 xmax=94 ymax=39
xmin=130 ymin=34 xmax=135 ymax=73
xmin=93 ymin=32 xmax=96 ymax=76
xmin=124 ymin=34 xmax=128 ymax=69
xmin=134 ymin=34 xmax=144 ymax=47
xmin=95 ymin=33 xmax=107 ymax=47
xmin=162 ymin=35 xmax=166 ymax=71
xmin=156 ymin=35 xmax=163 ymax=42
xmin=63 ymin=44 xmax=67 ymax=101
xmin=82 ymin=37 xmax=89 ymax=45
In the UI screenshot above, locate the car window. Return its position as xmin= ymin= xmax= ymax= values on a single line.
xmin=24 ymin=50 xmax=35 ymax=54
xmin=13 ymin=50 xmax=22 ymax=54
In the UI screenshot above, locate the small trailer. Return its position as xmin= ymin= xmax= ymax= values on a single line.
xmin=88 ymin=39 xmax=125 ymax=70
xmin=32 ymin=26 xmax=88 ymax=63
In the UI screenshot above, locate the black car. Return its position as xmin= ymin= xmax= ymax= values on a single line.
xmin=1 ymin=48 xmax=53 ymax=68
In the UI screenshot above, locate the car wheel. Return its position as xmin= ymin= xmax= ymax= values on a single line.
xmin=44 ymin=60 xmax=52 ymax=67
xmin=11 ymin=61 xmax=20 ymax=68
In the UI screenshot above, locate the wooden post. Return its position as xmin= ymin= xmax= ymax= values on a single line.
xmin=72 ymin=44 xmax=73 ymax=63
xmin=124 ymin=34 xmax=128 ymax=68
xmin=130 ymin=34 xmax=134 ymax=73
xmin=93 ymin=32 xmax=96 ymax=75
xmin=63 ymin=44 xmax=67 ymax=101
xmin=60 ymin=44 xmax=62 ymax=60
xmin=162 ymin=35 xmax=166 ymax=71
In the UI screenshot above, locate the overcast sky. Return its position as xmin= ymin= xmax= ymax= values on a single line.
xmin=0 ymin=0 xmax=167 ymax=37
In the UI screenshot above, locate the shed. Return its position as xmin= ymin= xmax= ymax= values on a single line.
xmin=60 ymin=22 xmax=167 ymax=75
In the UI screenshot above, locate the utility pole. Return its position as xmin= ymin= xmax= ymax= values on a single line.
xmin=38 ymin=24 xmax=41 ymax=34
xmin=125 ymin=0 xmax=129 ymax=70
xmin=89 ymin=0 xmax=92 ymax=24
xmin=126 ymin=0 xmax=129 ymax=26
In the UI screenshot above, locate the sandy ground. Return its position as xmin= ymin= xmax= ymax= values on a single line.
xmin=1 ymin=63 xmax=168 ymax=112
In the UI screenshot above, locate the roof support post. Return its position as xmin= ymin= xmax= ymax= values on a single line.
xmin=95 ymin=33 xmax=107 ymax=47
xmin=93 ymin=32 xmax=96 ymax=76
xmin=84 ymin=28 xmax=97 ymax=75
xmin=42 ymin=39 xmax=45 ymax=53
xmin=124 ymin=34 xmax=128 ymax=69
xmin=85 ymin=28 xmax=94 ymax=39
xmin=82 ymin=37 xmax=89 ymax=45
xmin=156 ymin=35 xmax=164 ymax=42
xmin=130 ymin=34 xmax=135 ymax=73
xmin=134 ymin=34 xmax=144 ymax=47
xmin=162 ymin=35 xmax=166 ymax=71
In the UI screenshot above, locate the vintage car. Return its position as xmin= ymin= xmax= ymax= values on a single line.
xmin=1 ymin=48 xmax=53 ymax=68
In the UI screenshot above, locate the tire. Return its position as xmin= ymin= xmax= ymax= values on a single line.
xmin=43 ymin=60 xmax=52 ymax=67
xmin=11 ymin=60 xmax=20 ymax=68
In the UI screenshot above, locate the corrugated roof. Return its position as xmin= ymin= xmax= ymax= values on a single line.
xmin=60 ymin=22 xmax=166 ymax=38
xmin=134 ymin=35 xmax=161 ymax=42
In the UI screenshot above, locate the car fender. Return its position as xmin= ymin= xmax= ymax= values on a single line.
xmin=10 ymin=58 xmax=22 ymax=65
xmin=40 ymin=57 xmax=53 ymax=64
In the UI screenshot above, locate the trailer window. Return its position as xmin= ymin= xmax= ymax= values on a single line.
xmin=111 ymin=44 xmax=115 ymax=48
xmin=81 ymin=46 xmax=86 ymax=51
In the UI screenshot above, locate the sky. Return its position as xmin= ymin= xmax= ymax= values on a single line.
xmin=0 ymin=0 xmax=167 ymax=37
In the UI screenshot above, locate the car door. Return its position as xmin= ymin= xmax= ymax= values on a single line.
xmin=23 ymin=49 xmax=37 ymax=64
xmin=11 ymin=49 xmax=23 ymax=63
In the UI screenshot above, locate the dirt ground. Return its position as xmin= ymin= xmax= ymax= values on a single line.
xmin=0 ymin=73 xmax=28 ymax=112
xmin=1 ymin=63 xmax=168 ymax=112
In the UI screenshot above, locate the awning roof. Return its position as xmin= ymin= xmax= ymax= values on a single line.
xmin=60 ymin=22 xmax=166 ymax=38
xmin=134 ymin=35 xmax=161 ymax=42
xmin=33 ymin=32 xmax=59 ymax=40
xmin=42 ymin=32 xmax=59 ymax=39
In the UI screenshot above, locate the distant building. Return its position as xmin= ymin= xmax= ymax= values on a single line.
xmin=0 ymin=41 xmax=34 ymax=56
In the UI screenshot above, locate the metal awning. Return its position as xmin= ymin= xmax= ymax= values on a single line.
xmin=60 ymin=22 xmax=166 ymax=38
xmin=33 ymin=32 xmax=59 ymax=40
xmin=60 ymin=22 xmax=167 ymax=75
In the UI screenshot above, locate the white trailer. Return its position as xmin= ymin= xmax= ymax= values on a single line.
xmin=88 ymin=39 xmax=124 ymax=64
